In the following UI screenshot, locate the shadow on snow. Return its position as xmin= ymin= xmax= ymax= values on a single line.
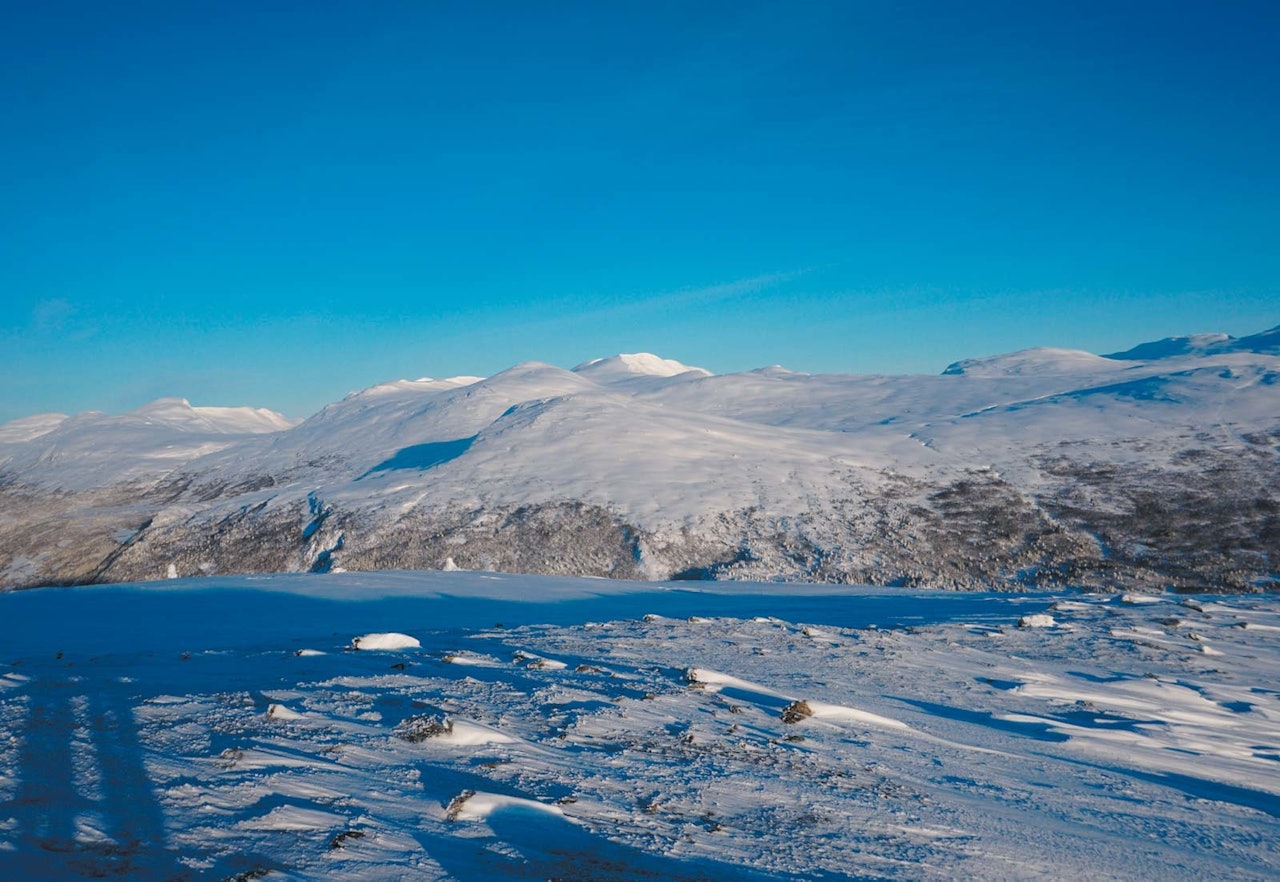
xmin=358 ymin=436 xmax=477 ymax=479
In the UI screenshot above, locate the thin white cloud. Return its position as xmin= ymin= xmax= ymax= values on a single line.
xmin=32 ymin=298 xmax=75 ymax=332
xmin=578 ymin=267 xmax=815 ymax=324
xmin=29 ymin=298 xmax=98 ymax=341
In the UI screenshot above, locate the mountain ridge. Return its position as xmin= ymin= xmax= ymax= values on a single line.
xmin=2 ymin=331 xmax=1276 ymax=592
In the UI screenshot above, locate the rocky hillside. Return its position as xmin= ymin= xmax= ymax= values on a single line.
xmin=2 ymin=330 xmax=1277 ymax=592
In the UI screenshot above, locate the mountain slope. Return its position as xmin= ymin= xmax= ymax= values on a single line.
xmin=1 ymin=329 xmax=1277 ymax=592
xmin=1105 ymin=324 xmax=1280 ymax=360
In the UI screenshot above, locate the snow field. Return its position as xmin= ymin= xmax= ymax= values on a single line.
xmin=0 ymin=575 xmax=1277 ymax=879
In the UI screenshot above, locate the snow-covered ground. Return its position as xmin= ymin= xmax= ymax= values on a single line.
xmin=1 ymin=571 xmax=1277 ymax=879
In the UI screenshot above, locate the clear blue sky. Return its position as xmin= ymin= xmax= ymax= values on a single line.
xmin=3 ymin=0 xmax=1277 ymax=421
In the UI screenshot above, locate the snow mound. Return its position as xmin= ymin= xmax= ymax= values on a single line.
xmin=350 ymin=632 xmax=420 ymax=650
xmin=1119 ymin=593 xmax=1163 ymax=605
xmin=440 ymin=718 xmax=518 ymax=746
xmin=446 ymin=790 xmax=563 ymax=822
xmin=441 ymin=651 xmax=502 ymax=667
xmin=805 ymin=699 xmax=911 ymax=730
xmin=684 ymin=668 xmax=789 ymax=700
xmin=1018 ymin=613 xmax=1056 ymax=628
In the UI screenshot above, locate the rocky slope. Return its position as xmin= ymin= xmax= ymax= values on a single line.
xmin=2 ymin=330 xmax=1277 ymax=592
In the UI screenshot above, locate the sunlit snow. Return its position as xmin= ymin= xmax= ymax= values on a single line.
xmin=0 ymin=571 xmax=1276 ymax=880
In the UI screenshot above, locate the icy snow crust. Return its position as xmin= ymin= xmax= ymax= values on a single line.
xmin=0 ymin=571 xmax=1277 ymax=879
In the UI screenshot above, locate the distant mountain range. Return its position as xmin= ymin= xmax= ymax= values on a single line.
xmin=3 ymin=327 xmax=1277 ymax=592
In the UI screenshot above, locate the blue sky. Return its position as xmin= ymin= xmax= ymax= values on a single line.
xmin=2 ymin=1 xmax=1277 ymax=421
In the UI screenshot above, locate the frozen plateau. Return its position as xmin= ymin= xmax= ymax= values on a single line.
xmin=2 ymin=328 xmax=1279 ymax=879
xmin=2 ymin=326 xmax=1278 ymax=593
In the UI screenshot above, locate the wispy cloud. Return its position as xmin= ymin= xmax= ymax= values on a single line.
xmin=637 ymin=268 xmax=813 ymax=311
xmin=30 ymin=298 xmax=98 ymax=340
xmin=387 ymin=267 xmax=819 ymax=373
xmin=32 ymin=298 xmax=75 ymax=332
xmin=572 ymin=267 xmax=816 ymax=326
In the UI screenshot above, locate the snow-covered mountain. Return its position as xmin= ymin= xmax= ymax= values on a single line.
xmin=1104 ymin=325 xmax=1280 ymax=360
xmin=0 ymin=398 xmax=296 ymax=491
xmin=2 ymin=330 xmax=1277 ymax=592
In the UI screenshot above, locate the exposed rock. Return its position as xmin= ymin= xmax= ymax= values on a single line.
xmin=781 ymin=700 xmax=814 ymax=724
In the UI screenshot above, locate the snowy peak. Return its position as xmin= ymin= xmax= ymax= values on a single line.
xmin=129 ymin=396 xmax=195 ymax=415
xmin=750 ymin=365 xmax=808 ymax=378
xmin=1105 ymin=332 xmax=1234 ymax=360
xmin=269 ymin=362 xmax=602 ymax=475
xmin=478 ymin=361 xmax=602 ymax=398
xmin=1105 ymin=324 xmax=1280 ymax=360
xmin=190 ymin=405 xmax=298 ymax=433
xmin=1236 ymin=324 xmax=1280 ymax=353
xmin=0 ymin=412 xmax=69 ymax=444
xmin=0 ymin=399 xmax=296 ymax=492
xmin=348 ymin=376 xmax=483 ymax=400
xmin=127 ymin=397 xmax=296 ymax=433
xmin=572 ymin=353 xmax=712 ymax=387
xmin=942 ymin=347 xmax=1128 ymax=377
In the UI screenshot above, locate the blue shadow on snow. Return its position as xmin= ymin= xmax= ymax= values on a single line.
xmin=359 ymin=435 xmax=476 ymax=479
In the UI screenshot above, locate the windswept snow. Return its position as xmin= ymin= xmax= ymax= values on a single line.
xmin=446 ymin=790 xmax=564 ymax=822
xmin=0 ymin=571 xmax=1277 ymax=880
xmin=265 ymin=703 xmax=305 ymax=721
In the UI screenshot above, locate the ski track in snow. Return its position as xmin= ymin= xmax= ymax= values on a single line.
xmin=0 ymin=573 xmax=1277 ymax=880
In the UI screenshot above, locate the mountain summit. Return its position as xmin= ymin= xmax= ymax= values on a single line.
xmin=571 ymin=353 xmax=712 ymax=387
xmin=1105 ymin=324 xmax=1280 ymax=360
